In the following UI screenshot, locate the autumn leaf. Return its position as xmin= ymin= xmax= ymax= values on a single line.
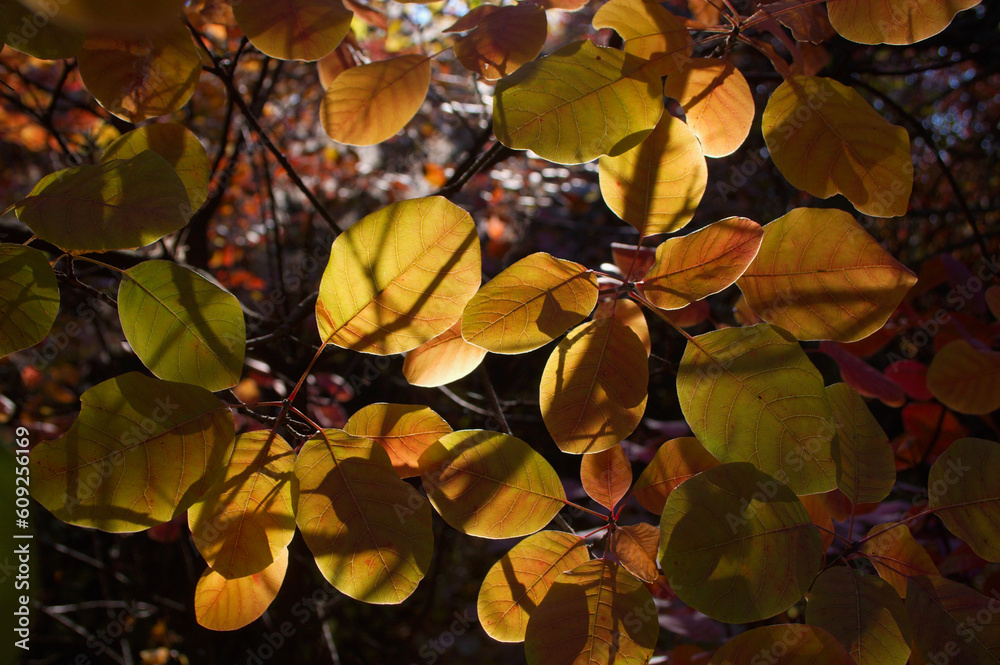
xmin=663 ymin=58 xmax=754 ymax=157
xmin=454 ymin=4 xmax=547 ymax=81
xmin=612 ymin=522 xmax=659 ymax=582
xmin=402 ymin=320 xmax=487 ymax=387
xmin=860 ymin=523 xmax=940 ymax=598
xmin=593 ymin=298 xmax=651 ymax=356
xmin=0 ymin=245 xmax=60 ymax=358
xmin=905 ymin=575 xmax=1000 ymax=664
xmin=926 ymin=340 xmax=1000 ymax=414
xmin=928 ymin=438 xmax=1000 ymax=562
xmin=709 ymin=624 xmax=854 ymax=664
xmin=342 ymin=403 xmax=452 ymax=478
xmin=592 ymin=0 xmax=693 ymax=76
xmin=194 ymin=549 xmax=287 ymax=631
xmin=632 ymin=436 xmax=720 ymax=515
xmin=580 ymin=444 xmax=631 ymax=510
xmin=232 ymin=0 xmax=352 ymax=61
xmin=828 ymin=0 xmax=982 ymax=45
xmin=827 ymin=383 xmax=895 ymax=504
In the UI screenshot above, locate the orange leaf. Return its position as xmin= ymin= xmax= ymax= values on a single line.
xmin=454 ymin=4 xmax=547 ymax=81
xmin=828 ymin=0 xmax=982 ymax=45
xmin=663 ymin=58 xmax=754 ymax=157
xmin=612 ymin=522 xmax=659 ymax=582
xmin=820 ymin=341 xmax=906 ymax=407
xmin=593 ymin=298 xmax=651 ymax=356
xmin=860 ymin=523 xmax=940 ymax=598
xmin=580 ymin=444 xmax=632 ymax=510
xmin=232 ymin=0 xmax=352 ymax=61
xmin=343 ymin=403 xmax=452 ymax=478
xmin=194 ymin=549 xmax=287 ymax=631
xmin=926 ymin=339 xmax=1000 ymax=414
xmin=402 ymin=320 xmax=487 ymax=388
xmin=632 ymin=436 xmax=720 ymax=515
xmin=709 ymin=624 xmax=854 ymax=664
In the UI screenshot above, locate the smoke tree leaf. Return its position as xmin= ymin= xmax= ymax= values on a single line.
xmin=419 ymin=430 xmax=567 ymax=538
xmin=737 ymin=208 xmax=917 ymax=341
xmin=633 ymin=437 xmax=720 ymax=515
xmin=593 ymin=298 xmax=651 ymax=356
xmin=612 ymin=522 xmax=659 ymax=582
xmin=828 ymin=0 xmax=982 ymax=45
xmin=316 ymin=196 xmax=481 ymax=355
xmin=343 ymin=403 xmax=452 ymax=478
xmin=119 ymin=260 xmax=246 ymax=392
xmin=0 ymin=245 xmax=60 ymax=358
xmin=928 ymin=438 xmax=1000 ymax=562
xmin=402 ymin=320 xmax=487 ymax=387
xmin=662 ymin=58 xmax=754 ymax=157
xmin=295 ymin=429 xmax=433 ymax=604
xmin=580 ymin=443 xmax=631 ymax=511
xmin=827 ymin=383 xmax=895 ymax=504
xmin=592 ymin=0 xmax=693 ymax=76
xmin=709 ymin=624 xmax=855 ymax=665
xmin=454 ymin=4 xmax=547 ymax=81
xmin=477 ymin=530 xmax=589 ymax=643
xmin=232 ymin=0 xmax=353 ymax=61
xmin=860 ymin=523 xmax=940 ymax=598
xmin=676 ymin=324 xmax=837 ymax=494
xmin=0 ymin=0 xmax=83 ymax=59
xmin=30 ymin=372 xmax=236 ymax=532
xmin=659 ymin=463 xmax=824 ymax=623
xmin=905 ymin=575 xmax=1000 ymax=665
xmin=194 ymin=549 xmax=288 ymax=631
xmin=926 ymin=340 xmax=1000 ymax=414
xmin=461 ymin=252 xmax=598 ymax=354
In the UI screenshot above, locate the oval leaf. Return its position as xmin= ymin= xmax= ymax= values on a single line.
xmin=232 ymin=0 xmax=352 ymax=61
xmin=540 ymin=318 xmax=649 ymax=454
xmin=905 ymin=575 xmax=1000 ymax=665
xmin=663 ymin=58 xmax=754 ymax=157
xmin=524 ymin=559 xmax=658 ymax=665
xmin=343 ymin=403 xmax=452 ymax=478
xmin=594 ymin=298 xmax=651 ymax=356
xmin=828 ymin=0 xmax=982 ymax=45
xmin=316 ymin=196 xmax=481 ymax=355
xmin=737 ymin=208 xmax=917 ymax=342
xmin=592 ymin=0 xmax=693 ymax=76
xmin=633 ymin=436 xmax=720 ymax=514
xmin=762 ymin=77 xmax=913 ymax=217
xmin=419 ymin=430 xmax=567 ymax=538
xmin=860 ymin=523 xmax=940 ymax=598
xmin=0 ymin=245 xmax=60 ymax=358
xmin=613 ymin=522 xmax=659 ymax=583
xmin=639 ymin=216 xmax=762 ymax=310
xmin=119 ymin=260 xmax=246 ymax=392
xmin=454 ymin=4 xmax=547 ymax=81
xmin=0 ymin=1 xmax=83 ymax=59
xmin=194 ymin=549 xmax=287 ymax=631
xmin=820 ymin=341 xmax=907 ymax=407
xmin=477 ymin=530 xmax=589 ymax=643
xmin=188 ymin=431 xmax=296 ymax=579
xmin=598 ymin=113 xmax=707 ymax=236
xmin=660 ymin=463 xmax=823 ymax=623
xmin=461 ymin=252 xmax=598 ymax=354
xmin=31 ymin=372 xmax=236 ymax=532
xmin=709 ymin=624 xmax=854 ymax=665
xmin=676 ymin=324 xmax=837 ymax=494
xmin=295 ymin=429 xmax=433 ymax=603
xmin=926 ymin=340 xmax=1000 ymax=414
xmin=15 ymin=152 xmax=190 ymax=252
xmin=827 ymin=383 xmax=895 ymax=504
xmin=928 ymin=437 xmax=1000 ymax=562
xmin=321 ymin=54 xmax=431 ymax=146
xmin=580 ymin=444 xmax=631 ymax=511
xmin=494 ymin=39 xmax=663 ymax=165
xmin=402 ymin=320 xmax=487 ymax=387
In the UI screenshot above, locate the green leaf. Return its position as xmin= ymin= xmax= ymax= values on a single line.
xmin=928 ymin=437 xmax=1000 ymax=562
xmin=632 ymin=436 xmax=720 ymax=515
xmin=194 ymin=549 xmax=287 ymax=631
xmin=295 ymin=429 xmax=433 ymax=604
xmin=343 ymin=403 xmax=452 ymax=479
xmin=807 ymin=567 xmax=912 ymax=665
xmin=827 ymin=383 xmax=895 ymax=504
xmin=119 ymin=260 xmax=245 ymax=392
xmin=494 ymin=40 xmax=663 ymax=165
xmin=524 ymin=559 xmax=658 ymax=665
xmin=31 ymin=372 xmax=236 ymax=532
xmin=188 ymin=431 xmax=297 ymax=579
xmin=709 ymin=624 xmax=855 ymax=664
xmin=0 ymin=245 xmax=60 ymax=358
xmin=676 ymin=324 xmax=837 ymax=494
xmin=419 ymin=430 xmax=567 ymax=538
xmin=232 ymin=0 xmax=353 ymax=61
xmin=102 ymin=123 xmax=211 ymax=211
xmin=316 ymin=196 xmax=481 ymax=355
xmin=15 ymin=152 xmax=191 ymax=252
xmin=540 ymin=318 xmax=648 ymax=454
xmin=461 ymin=252 xmax=599 ymax=354
xmin=659 ymin=462 xmax=824 ymax=623
xmin=477 ymin=530 xmax=589 ymax=643
xmin=905 ymin=576 xmax=1000 ymax=665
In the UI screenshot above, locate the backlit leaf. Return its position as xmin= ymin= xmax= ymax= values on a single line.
xmin=31 ymin=372 xmax=235 ymax=532
xmin=820 ymin=341 xmax=907 ymax=407
xmin=580 ymin=444 xmax=631 ymax=510
xmin=461 ymin=252 xmax=598 ymax=354
xmin=592 ymin=0 xmax=693 ymax=76
xmin=188 ymin=431 xmax=296 ymax=579
xmin=659 ymin=463 xmax=824 ymax=623
xmin=828 ymin=0 xmax=982 ymax=45
xmin=232 ymin=0 xmax=352 ymax=61
xmin=493 ymin=40 xmax=663 ymax=165
xmin=477 ymin=530 xmax=589 ymax=642
xmin=444 ymin=4 xmax=499 ymax=32
xmin=593 ymin=298 xmax=651 ymax=356
xmin=343 ymin=403 xmax=452 ymax=478
xmin=633 ymin=437 xmax=720 ymax=515
xmin=316 ymin=196 xmax=481 ymax=355
xmin=77 ymin=23 xmax=201 ymax=122
xmin=540 ymin=318 xmax=648 ymax=454
xmin=807 ymin=567 xmax=912 ymax=665
xmin=0 ymin=1 xmax=83 ymax=59
xmin=709 ymin=624 xmax=854 ymax=665
xmin=15 ymin=152 xmax=190 ymax=252
xmin=598 ymin=113 xmax=707 ymax=236
xmin=676 ymin=324 xmax=837 ymax=494
xmin=612 ymin=522 xmax=659 ymax=582
xmin=827 ymin=383 xmax=895 ymax=504
xmin=419 ymin=430 xmax=567 ymax=538
xmin=639 ymin=216 xmax=762 ymax=310
xmin=860 ymin=523 xmax=940 ymax=598
xmin=0 ymin=245 xmax=60 ymax=358
xmin=194 ymin=549 xmax=287 ymax=631
xmin=762 ymin=77 xmax=913 ymax=217
xmin=119 ymin=260 xmax=246 ymax=392
xmin=295 ymin=429 xmax=433 ymax=603
xmin=454 ymin=4 xmax=547 ymax=81
xmin=905 ymin=575 xmax=1000 ymax=665
xmin=737 ymin=208 xmax=917 ymax=342
xmin=663 ymin=58 xmax=754 ymax=157
xmin=102 ymin=123 xmax=211 ymax=210
xmin=928 ymin=438 xmax=1000 ymax=562
xmin=321 ymin=54 xmax=431 ymax=146
xmin=402 ymin=320 xmax=487 ymax=387
xmin=926 ymin=340 xmax=1000 ymax=414
xmin=19 ymin=0 xmax=185 ymax=33
xmin=524 ymin=559 xmax=658 ymax=665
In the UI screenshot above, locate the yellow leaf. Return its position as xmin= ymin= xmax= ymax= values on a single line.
xmin=762 ymin=76 xmax=912 ymax=217
xmin=316 ymin=196 xmax=481 ymax=355
xmin=737 ymin=208 xmax=917 ymax=342
xmin=639 ymin=216 xmax=762 ymax=310
xmin=454 ymin=4 xmax=547 ymax=81
xmin=403 ymin=320 xmax=487 ymax=387
xmin=592 ymin=0 xmax=693 ymax=76
xmin=593 ymin=298 xmax=651 ymax=356
xmin=828 ymin=0 xmax=982 ymax=45
xmin=461 ymin=252 xmax=598 ymax=354
xmin=580 ymin=444 xmax=631 ymax=510
xmin=926 ymin=340 xmax=1000 ymax=414
xmin=343 ymin=403 xmax=452 ymax=478
xmin=663 ymin=58 xmax=754 ymax=157
xmin=598 ymin=113 xmax=707 ymax=236
xmin=194 ymin=549 xmax=287 ymax=631
xmin=232 ymin=0 xmax=352 ymax=61
xmin=0 ymin=245 xmax=60 ymax=358
xmin=321 ymin=54 xmax=431 ymax=146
